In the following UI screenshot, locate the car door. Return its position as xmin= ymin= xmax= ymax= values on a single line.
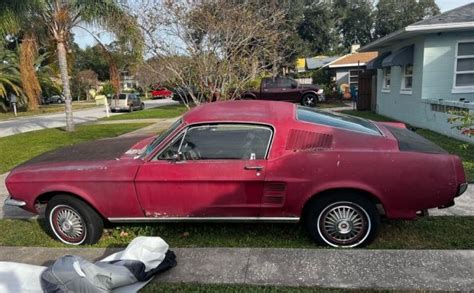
xmin=135 ymin=124 xmax=273 ymax=218
xmin=260 ymin=78 xmax=280 ymax=100
xmin=277 ymin=78 xmax=301 ymax=102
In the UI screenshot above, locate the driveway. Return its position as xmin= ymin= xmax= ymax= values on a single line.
xmin=0 ymin=99 xmax=178 ymax=138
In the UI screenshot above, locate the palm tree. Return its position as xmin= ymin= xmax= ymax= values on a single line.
xmin=1 ymin=0 xmax=143 ymax=131
xmin=0 ymin=47 xmax=23 ymax=100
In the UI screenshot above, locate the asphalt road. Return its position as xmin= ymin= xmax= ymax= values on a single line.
xmin=0 ymin=99 xmax=178 ymax=138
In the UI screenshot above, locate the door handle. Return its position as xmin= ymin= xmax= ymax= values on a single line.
xmin=244 ymin=166 xmax=264 ymax=171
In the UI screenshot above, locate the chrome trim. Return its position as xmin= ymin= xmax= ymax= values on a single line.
xmin=107 ymin=217 xmax=300 ymax=223
xmin=4 ymin=196 xmax=26 ymax=207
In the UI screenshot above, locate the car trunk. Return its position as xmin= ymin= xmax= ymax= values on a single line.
xmin=385 ymin=126 xmax=447 ymax=154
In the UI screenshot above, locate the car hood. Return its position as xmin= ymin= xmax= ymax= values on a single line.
xmin=15 ymin=136 xmax=151 ymax=170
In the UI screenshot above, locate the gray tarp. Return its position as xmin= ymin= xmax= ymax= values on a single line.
xmin=0 ymin=237 xmax=176 ymax=293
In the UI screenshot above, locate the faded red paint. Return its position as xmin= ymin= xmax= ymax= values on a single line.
xmin=5 ymin=101 xmax=466 ymax=220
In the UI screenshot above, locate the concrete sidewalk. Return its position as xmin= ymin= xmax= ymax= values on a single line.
xmin=0 ymin=246 xmax=472 ymax=291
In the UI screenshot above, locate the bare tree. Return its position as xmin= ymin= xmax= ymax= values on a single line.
xmin=131 ymin=0 xmax=288 ymax=107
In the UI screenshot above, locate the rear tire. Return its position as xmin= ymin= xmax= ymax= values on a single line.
xmin=46 ymin=195 xmax=103 ymax=245
xmin=304 ymin=192 xmax=379 ymax=248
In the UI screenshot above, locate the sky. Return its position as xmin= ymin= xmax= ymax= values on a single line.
xmin=72 ymin=0 xmax=474 ymax=49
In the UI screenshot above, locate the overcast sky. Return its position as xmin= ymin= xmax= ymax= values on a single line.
xmin=73 ymin=0 xmax=473 ymax=49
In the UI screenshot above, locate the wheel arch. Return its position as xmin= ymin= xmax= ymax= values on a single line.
xmin=301 ymin=187 xmax=385 ymax=221
xmin=35 ymin=190 xmax=106 ymax=221
xmin=240 ymin=92 xmax=257 ymax=99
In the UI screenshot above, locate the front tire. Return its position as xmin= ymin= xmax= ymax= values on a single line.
xmin=301 ymin=93 xmax=317 ymax=107
xmin=305 ymin=193 xmax=379 ymax=248
xmin=46 ymin=195 xmax=103 ymax=245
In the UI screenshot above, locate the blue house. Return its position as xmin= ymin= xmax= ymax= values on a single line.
xmin=359 ymin=3 xmax=474 ymax=142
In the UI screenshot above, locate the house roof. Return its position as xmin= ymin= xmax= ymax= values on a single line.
xmin=360 ymin=3 xmax=474 ymax=52
xmin=328 ymin=52 xmax=378 ymax=68
xmin=306 ymin=56 xmax=341 ymax=69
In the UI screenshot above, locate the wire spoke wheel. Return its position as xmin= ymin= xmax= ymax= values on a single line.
xmin=50 ymin=205 xmax=86 ymax=245
xmin=317 ymin=202 xmax=370 ymax=247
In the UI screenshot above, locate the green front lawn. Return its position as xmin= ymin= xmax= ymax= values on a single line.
xmin=1 ymin=217 xmax=473 ymax=249
xmin=0 ymin=123 xmax=151 ymax=173
xmin=101 ymin=104 xmax=188 ymax=120
xmin=341 ymin=110 xmax=474 ymax=181
xmin=0 ymin=102 xmax=98 ymax=121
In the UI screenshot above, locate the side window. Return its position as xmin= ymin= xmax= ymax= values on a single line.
xmin=277 ymin=78 xmax=292 ymax=88
xmin=263 ymin=79 xmax=277 ymax=89
xmin=158 ymin=124 xmax=273 ymax=161
xmin=158 ymin=134 xmax=184 ymax=160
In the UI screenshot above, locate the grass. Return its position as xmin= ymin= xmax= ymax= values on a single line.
xmin=0 ymin=123 xmax=151 ymax=173
xmin=101 ymin=104 xmax=188 ymax=120
xmin=341 ymin=110 xmax=474 ymax=182
xmin=141 ymin=283 xmax=403 ymax=292
xmin=317 ymin=100 xmax=349 ymax=109
xmin=0 ymin=101 xmax=98 ymax=121
xmin=0 ymin=217 xmax=472 ymax=249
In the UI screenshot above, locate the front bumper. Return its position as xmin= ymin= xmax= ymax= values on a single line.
xmin=4 ymin=196 xmax=26 ymax=207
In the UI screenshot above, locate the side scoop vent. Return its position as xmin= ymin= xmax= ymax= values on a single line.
xmin=286 ymin=129 xmax=333 ymax=151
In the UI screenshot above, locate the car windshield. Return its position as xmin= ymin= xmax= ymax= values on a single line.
xmin=297 ymin=106 xmax=381 ymax=136
xmin=142 ymin=119 xmax=183 ymax=157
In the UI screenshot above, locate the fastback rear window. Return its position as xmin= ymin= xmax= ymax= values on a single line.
xmin=297 ymin=106 xmax=381 ymax=136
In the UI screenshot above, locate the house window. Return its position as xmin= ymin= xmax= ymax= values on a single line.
xmin=453 ymin=41 xmax=474 ymax=92
xmin=349 ymin=70 xmax=362 ymax=89
xmin=382 ymin=67 xmax=391 ymax=91
xmin=401 ymin=64 xmax=413 ymax=93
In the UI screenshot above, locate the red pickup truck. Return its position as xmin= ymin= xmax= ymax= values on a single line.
xmin=241 ymin=77 xmax=323 ymax=107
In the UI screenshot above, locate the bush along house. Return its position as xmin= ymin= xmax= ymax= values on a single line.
xmin=359 ymin=3 xmax=474 ymax=142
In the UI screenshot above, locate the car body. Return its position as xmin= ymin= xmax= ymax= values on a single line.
xmin=42 ymin=95 xmax=65 ymax=105
xmin=5 ymin=101 xmax=468 ymax=247
xmin=109 ymin=93 xmax=144 ymax=112
xmin=151 ymin=87 xmax=173 ymax=99
xmin=241 ymin=77 xmax=323 ymax=107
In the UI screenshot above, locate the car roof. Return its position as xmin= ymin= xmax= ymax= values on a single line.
xmin=183 ymin=100 xmax=295 ymax=126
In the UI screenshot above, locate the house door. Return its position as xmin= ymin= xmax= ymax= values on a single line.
xmin=357 ymin=70 xmax=375 ymax=111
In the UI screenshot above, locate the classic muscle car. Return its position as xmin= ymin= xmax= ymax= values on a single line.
xmin=5 ymin=101 xmax=468 ymax=247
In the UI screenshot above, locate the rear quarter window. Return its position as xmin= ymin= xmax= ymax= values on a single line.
xmin=297 ymin=106 xmax=381 ymax=136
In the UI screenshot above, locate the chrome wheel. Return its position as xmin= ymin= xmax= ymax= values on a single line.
xmin=302 ymin=95 xmax=316 ymax=107
xmin=317 ymin=201 xmax=371 ymax=247
xmin=50 ymin=205 xmax=86 ymax=245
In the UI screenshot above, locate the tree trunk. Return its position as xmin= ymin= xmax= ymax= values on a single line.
xmin=19 ymin=35 xmax=41 ymax=110
xmin=57 ymin=41 xmax=74 ymax=132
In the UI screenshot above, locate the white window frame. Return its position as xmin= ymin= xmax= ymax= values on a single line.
xmin=382 ymin=67 xmax=391 ymax=92
xmin=349 ymin=69 xmax=362 ymax=88
xmin=400 ymin=64 xmax=413 ymax=95
xmin=452 ymin=40 xmax=474 ymax=93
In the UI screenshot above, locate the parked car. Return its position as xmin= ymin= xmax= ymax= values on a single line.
xmin=5 ymin=101 xmax=467 ymax=247
xmin=42 ymin=95 xmax=65 ymax=105
xmin=241 ymin=77 xmax=323 ymax=107
xmin=151 ymin=87 xmax=173 ymax=99
xmin=109 ymin=93 xmax=144 ymax=112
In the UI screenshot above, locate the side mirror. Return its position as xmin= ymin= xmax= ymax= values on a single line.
xmin=171 ymin=152 xmax=184 ymax=162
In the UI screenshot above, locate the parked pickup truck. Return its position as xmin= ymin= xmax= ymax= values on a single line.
xmin=241 ymin=77 xmax=323 ymax=107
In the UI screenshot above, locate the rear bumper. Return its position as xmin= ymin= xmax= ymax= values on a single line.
xmin=457 ymin=183 xmax=469 ymax=197
xmin=438 ymin=183 xmax=468 ymax=209
xmin=4 ymin=195 xmax=26 ymax=207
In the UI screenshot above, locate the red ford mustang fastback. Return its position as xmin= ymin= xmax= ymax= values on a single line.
xmin=5 ymin=101 xmax=468 ymax=247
